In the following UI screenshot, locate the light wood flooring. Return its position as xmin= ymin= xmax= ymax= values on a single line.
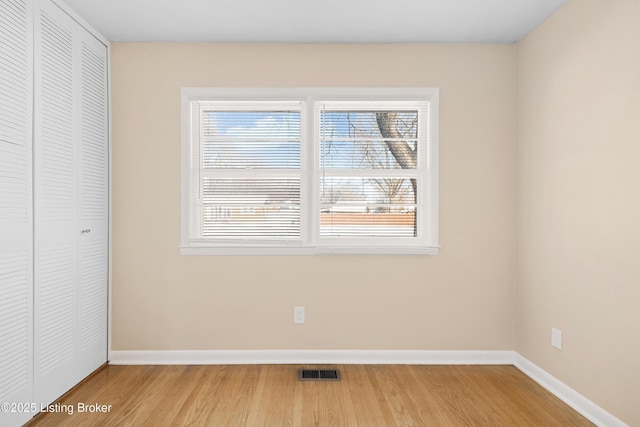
xmin=25 ymin=364 xmax=594 ymax=426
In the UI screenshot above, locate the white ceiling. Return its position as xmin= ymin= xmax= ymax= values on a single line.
xmin=63 ymin=0 xmax=566 ymax=44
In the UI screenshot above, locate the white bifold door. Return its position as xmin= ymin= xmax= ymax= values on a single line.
xmin=33 ymin=0 xmax=109 ymax=408
xmin=0 ymin=0 xmax=108 ymax=425
xmin=0 ymin=0 xmax=34 ymax=426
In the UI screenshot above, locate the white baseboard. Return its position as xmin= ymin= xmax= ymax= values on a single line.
xmin=108 ymin=349 xmax=626 ymax=426
xmin=514 ymin=354 xmax=627 ymax=427
xmin=108 ymin=349 xmax=514 ymax=365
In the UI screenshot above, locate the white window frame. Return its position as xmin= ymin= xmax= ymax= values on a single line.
xmin=181 ymin=88 xmax=439 ymax=255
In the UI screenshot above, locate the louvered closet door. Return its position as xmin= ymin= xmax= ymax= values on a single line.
xmin=34 ymin=0 xmax=78 ymax=406
xmin=34 ymin=0 xmax=109 ymax=406
xmin=76 ymin=24 xmax=109 ymax=380
xmin=0 ymin=0 xmax=34 ymax=426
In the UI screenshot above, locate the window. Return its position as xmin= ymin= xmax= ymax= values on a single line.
xmin=181 ymin=88 xmax=439 ymax=255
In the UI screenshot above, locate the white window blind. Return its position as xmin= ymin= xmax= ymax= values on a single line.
xmin=318 ymin=102 xmax=428 ymax=241
xmin=188 ymin=102 xmax=303 ymax=242
xmin=181 ymin=88 xmax=439 ymax=255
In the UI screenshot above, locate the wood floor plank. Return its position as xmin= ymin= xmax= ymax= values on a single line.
xmin=297 ymin=365 xmax=356 ymax=426
xmin=106 ymin=365 xmax=188 ymax=427
xmin=405 ymin=365 xmax=466 ymax=426
xmin=246 ymin=365 xmax=299 ymax=426
xmin=345 ymin=365 xmax=398 ymax=426
xmin=176 ymin=364 xmax=260 ymax=427
xmin=168 ymin=365 xmax=230 ymax=426
xmin=24 ymin=364 xmax=594 ymax=427
xmin=371 ymin=365 xmax=431 ymax=426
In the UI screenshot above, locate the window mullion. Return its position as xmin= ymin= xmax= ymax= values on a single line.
xmin=305 ymin=97 xmax=319 ymax=247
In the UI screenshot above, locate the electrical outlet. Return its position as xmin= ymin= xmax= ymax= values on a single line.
xmin=551 ymin=328 xmax=562 ymax=350
xmin=294 ymin=306 xmax=305 ymax=324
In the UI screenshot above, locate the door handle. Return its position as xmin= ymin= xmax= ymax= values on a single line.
xmin=81 ymin=229 xmax=91 ymax=234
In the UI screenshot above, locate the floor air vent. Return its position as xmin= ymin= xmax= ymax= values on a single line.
xmin=299 ymin=369 xmax=340 ymax=381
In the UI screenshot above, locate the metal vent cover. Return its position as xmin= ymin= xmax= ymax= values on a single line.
xmin=298 ymin=369 xmax=340 ymax=381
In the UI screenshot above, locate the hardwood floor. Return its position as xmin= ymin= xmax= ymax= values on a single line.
xmin=25 ymin=364 xmax=593 ymax=426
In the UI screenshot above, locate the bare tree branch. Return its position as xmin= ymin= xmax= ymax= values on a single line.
xmin=375 ymin=112 xmax=418 ymax=207
xmin=375 ymin=112 xmax=417 ymax=169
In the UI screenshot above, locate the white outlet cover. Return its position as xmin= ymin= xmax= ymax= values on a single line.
xmin=551 ymin=328 xmax=562 ymax=350
xmin=294 ymin=306 xmax=305 ymax=324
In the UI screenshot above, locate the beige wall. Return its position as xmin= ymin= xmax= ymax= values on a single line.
xmin=110 ymin=4 xmax=639 ymax=423
xmin=111 ymin=44 xmax=516 ymax=351
xmin=516 ymin=0 xmax=640 ymax=425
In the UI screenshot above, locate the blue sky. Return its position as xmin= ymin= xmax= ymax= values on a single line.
xmin=203 ymin=110 xmax=417 ymax=170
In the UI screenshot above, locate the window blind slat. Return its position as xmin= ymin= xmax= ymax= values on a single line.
xmin=320 ymin=177 xmax=415 ymax=205
xmin=319 ymin=104 xmax=424 ymax=238
xmin=202 ymin=110 xmax=300 ymax=169
xmin=194 ymin=107 xmax=302 ymax=240
xmin=320 ymin=208 xmax=417 ymax=238
xmin=203 ymin=178 xmax=300 ymax=204
xmin=202 ymin=207 xmax=300 ymax=239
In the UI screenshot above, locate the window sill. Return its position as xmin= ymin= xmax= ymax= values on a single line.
xmin=179 ymin=245 xmax=439 ymax=256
